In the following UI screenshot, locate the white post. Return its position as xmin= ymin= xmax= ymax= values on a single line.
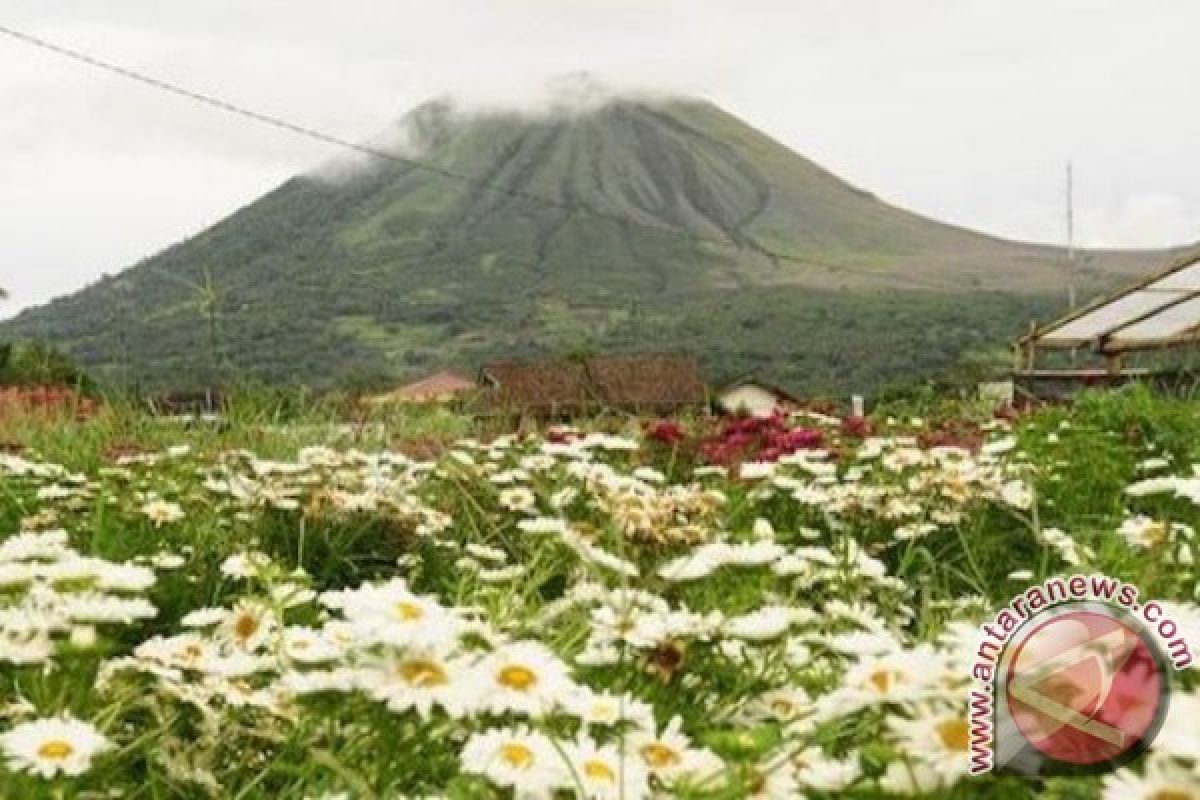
xmin=851 ymin=395 xmax=864 ymax=417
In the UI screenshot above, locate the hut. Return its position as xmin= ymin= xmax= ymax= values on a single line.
xmin=714 ymin=378 xmax=797 ymax=417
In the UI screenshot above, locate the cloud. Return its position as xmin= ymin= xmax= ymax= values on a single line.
xmin=1081 ymin=194 xmax=1200 ymax=250
xmin=2 ymin=0 xmax=1200 ymax=315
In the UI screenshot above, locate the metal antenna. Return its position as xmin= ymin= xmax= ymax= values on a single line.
xmin=1067 ymin=161 xmax=1077 ymax=310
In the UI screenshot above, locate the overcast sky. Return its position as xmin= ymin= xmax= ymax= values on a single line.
xmin=3 ymin=0 xmax=1199 ymax=317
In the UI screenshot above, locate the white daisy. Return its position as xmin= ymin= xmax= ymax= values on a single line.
xmin=0 ymin=715 xmax=112 ymax=778
xmin=140 ymin=499 xmax=185 ymax=527
xmin=627 ymin=716 xmax=723 ymax=786
xmin=215 ymin=599 xmax=278 ymax=652
xmin=363 ymin=647 xmax=474 ymax=719
xmin=889 ymin=705 xmax=971 ymax=785
xmin=459 ymin=728 xmax=567 ymax=797
xmin=793 ymin=748 xmax=862 ymax=791
xmin=1102 ymin=762 xmax=1200 ymax=800
xmin=498 ymin=487 xmax=537 ymax=513
xmin=569 ymin=736 xmax=650 ymax=799
xmin=1153 ymin=690 xmax=1200 ymax=760
xmin=474 ymin=641 xmax=574 ymax=717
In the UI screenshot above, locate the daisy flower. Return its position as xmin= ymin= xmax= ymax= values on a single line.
xmin=746 ymin=687 xmax=812 ymax=723
xmin=280 ymin=626 xmax=342 ymax=664
xmin=1102 ymin=761 xmax=1200 ymax=800
xmin=139 ymin=499 xmax=185 ymax=527
xmin=723 ymin=606 xmax=796 ymax=642
xmin=363 ymin=647 xmax=474 ymax=718
xmin=627 ymin=716 xmax=723 ymax=786
xmin=0 ymin=715 xmax=112 ymax=778
xmin=324 ymin=579 xmax=461 ymax=649
xmin=498 ymin=487 xmax=537 ymax=513
xmin=819 ymin=647 xmax=934 ymax=717
xmin=459 ymin=728 xmax=567 ymax=797
xmin=888 ymin=705 xmax=971 ymax=786
xmin=1153 ymin=690 xmax=1200 ymax=760
xmin=474 ymin=641 xmax=574 ymax=716
xmin=562 ymin=688 xmax=655 ymax=731
xmin=220 ymin=551 xmax=273 ymax=579
xmin=569 ymin=736 xmax=650 ymax=799
xmin=1117 ymin=515 xmax=1190 ymax=549
xmin=792 ymin=747 xmax=862 ymax=791
xmin=215 ymin=599 xmax=278 ymax=652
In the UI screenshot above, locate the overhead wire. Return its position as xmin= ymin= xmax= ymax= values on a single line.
xmin=0 ymin=21 xmax=963 ymax=292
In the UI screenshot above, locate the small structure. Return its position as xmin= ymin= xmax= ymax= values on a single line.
xmin=479 ymin=355 xmax=707 ymax=419
xmin=366 ymin=371 xmax=475 ymax=406
xmin=1015 ymin=250 xmax=1200 ymax=399
xmin=715 ymin=378 xmax=796 ymax=417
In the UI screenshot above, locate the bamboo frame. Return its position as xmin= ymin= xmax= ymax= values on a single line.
xmin=1018 ymin=249 xmax=1200 ymax=355
xmin=1017 ymin=250 xmax=1200 ymax=350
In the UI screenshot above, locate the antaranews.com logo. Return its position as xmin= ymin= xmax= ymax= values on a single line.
xmin=968 ymin=574 xmax=1192 ymax=776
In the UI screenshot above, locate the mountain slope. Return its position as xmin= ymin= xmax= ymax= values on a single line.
xmin=0 ymin=95 xmax=1179 ymax=391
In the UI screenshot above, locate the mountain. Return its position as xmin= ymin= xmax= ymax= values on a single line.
xmin=0 ymin=93 xmax=1180 ymax=394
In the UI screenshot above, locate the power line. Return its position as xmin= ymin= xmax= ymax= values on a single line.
xmin=0 ymin=21 xmax=962 ymax=292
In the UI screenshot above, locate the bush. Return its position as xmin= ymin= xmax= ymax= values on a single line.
xmin=0 ymin=340 xmax=89 ymax=387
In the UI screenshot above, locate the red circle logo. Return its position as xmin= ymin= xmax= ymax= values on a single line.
xmin=1004 ymin=606 xmax=1167 ymax=766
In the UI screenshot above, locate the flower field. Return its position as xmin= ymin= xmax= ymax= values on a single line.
xmin=1 ymin=390 xmax=1198 ymax=799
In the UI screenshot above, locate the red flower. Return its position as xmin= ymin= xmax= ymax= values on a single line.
xmin=842 ymin=415 xmax=872 ymax=439
xmin=646 ymin=419 xmax=687 ymax=446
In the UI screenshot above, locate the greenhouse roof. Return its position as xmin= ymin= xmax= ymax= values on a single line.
xmin=1023 ymin=251 xmax=1200 ymax=353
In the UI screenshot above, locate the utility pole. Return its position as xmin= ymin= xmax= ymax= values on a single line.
xmin=1066 ymin=161 xmax=1077 ymax=310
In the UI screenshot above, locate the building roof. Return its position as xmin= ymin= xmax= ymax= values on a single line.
xmin=1021 ymin=249 xmax=1200 ymax=353
xmin=366 ymin=371 xmax=475 ymax=404
xmin=480 ymin=355 xmax=707 ymax=414
xmin=716 ymin=377 xmax=798 ymax=402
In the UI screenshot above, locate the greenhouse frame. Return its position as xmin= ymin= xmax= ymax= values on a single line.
xmin=1015 ymin=250 xmax=1200 ymax=397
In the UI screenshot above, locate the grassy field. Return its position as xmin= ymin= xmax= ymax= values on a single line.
xmin=0 ymin=387 xmax=1198 ymax=798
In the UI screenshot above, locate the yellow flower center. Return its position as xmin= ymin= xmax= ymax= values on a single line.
xmin=936 ymin=719 xmax=970 ymax=752
xmin=1148 ymin=791 xmax=1196 ymax=800
xmin=770 ymin=699 xmax=795 ymax=715
xmin=234 ymin=614 xmax=259 ymax=641
xmin=497 ymin=665 xmax=538 ymax=691
xmin=394 ymin=602 xmax=424 ymax=621
xmin=584 ymin=759 xmax=616 ymax=783
xmin=1145 ymin=523 xmax=1169 ymax=545
xmin=37 ymin=740 xmax=74 ymax=761
xmin=500 ymin=743 xmax=534 ymax=769
xmin=400 ymin=659 xmax=449 ymax=687
xmin=746 ymin=769 xmax=766 ymax=793
xmin=640 ymin=743 xmax=682 ymax=769
xmin=868 ymin=669 xmax=893 ymax=693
